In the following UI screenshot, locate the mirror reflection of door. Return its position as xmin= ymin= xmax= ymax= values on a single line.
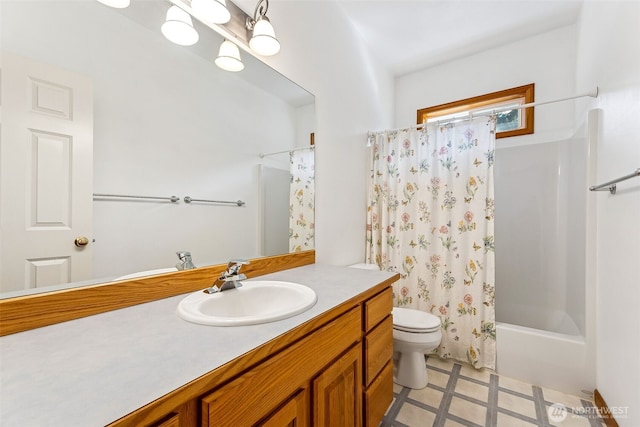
xmin=0 ymin=52 xmax=94 ymax=292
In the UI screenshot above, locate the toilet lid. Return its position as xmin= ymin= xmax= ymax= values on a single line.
xmin=392 ymin=307 xmax=441 ymax=333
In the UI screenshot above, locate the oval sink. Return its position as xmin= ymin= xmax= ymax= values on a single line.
xmin=115 ymin=267 xmax=178 ymax=281
xmin=176 ymin=281 xmax=317 ymax=326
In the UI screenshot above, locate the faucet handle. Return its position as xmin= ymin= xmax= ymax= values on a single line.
xmin=223 ymin=273 xmax=247 ymax=282
xmin=226 ymin=259 xmax=249 ymax=275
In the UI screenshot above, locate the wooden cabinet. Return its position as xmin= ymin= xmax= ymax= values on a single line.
xmin=148 ymin=401 xmax=198 ymax=427
xmin=364 ymin=360 xmax=393 ymax=425
xmin=110 ymin=280 xmax=397 ymax=427
xmin=364 ymin=316 xmax=393 ymax=386
xmin=362 ymin=288 xmax=394 ymax=427
xmin=313 ymin=345 xmax=362 ymax=427
xmin=201 ymin=307 xmax=361 ymax=426
xmin=364 ymin=287 xmax=393 ymax=331
xmin=151 ymin=414 xmax=180 ymax=427
xmin=257 ymin=389 xmax=309 ymax=427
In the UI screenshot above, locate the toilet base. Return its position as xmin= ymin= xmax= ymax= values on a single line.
xmin=393 ymin=352 xmax=428 ymax=389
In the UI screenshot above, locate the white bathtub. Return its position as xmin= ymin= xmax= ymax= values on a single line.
xmin=496 ymin=321 xmax=591 ymax=396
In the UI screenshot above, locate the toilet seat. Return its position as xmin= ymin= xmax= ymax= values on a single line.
xmin=392 ymin=307 xmax=441 ymax=333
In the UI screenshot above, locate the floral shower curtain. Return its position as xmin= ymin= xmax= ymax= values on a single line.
xmin=366 ymin=117 xmax=497 ymax=369
xmin=289 ymin=147 xmax=315 ymax=252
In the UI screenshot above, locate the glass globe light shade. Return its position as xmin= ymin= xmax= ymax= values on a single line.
xmin=191 ymin=0 xmax=231 ymax=25
xmin=215 ymin=40 xmax=244 ymax=72
xmin=161 ymin=6 xmax=199 ymax=46
xmin=249 ymin=17 xmax=280 ymax=56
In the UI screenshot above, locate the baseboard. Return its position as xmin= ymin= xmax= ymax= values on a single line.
xmin=594 ymin=389 xmax=619 ymax=427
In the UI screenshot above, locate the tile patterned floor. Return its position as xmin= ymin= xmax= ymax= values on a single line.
xmin=380 ymin=356 xmax=606 ymax=427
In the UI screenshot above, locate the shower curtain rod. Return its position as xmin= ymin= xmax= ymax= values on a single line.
xmin=259 ymin=145 xmax=314 ymax=158
xmin=369 ymin=87 xmax=599 ymax=136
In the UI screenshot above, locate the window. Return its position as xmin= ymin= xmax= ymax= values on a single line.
xmin=416 ymin=83 xmax=535 ymax=139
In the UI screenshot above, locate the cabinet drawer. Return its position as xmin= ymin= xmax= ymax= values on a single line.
xmin=364 ymin=287 xmax=392 ymax=332
xmin=364 ymin=361 xmax=393 ymax=427
xmin=148 ymin=400 xmax=197 ymax=427
xmin=364 ymin=315 xmax=393 ymax=386
xmin=201 ymin=306 xmax=361 ymax=426
xmin=150 ymin=413 xmax=179 ymax=427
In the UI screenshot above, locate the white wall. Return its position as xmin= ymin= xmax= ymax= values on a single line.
xmin=395 ymin=25 xmax=578 ymax=145
xmin=255 ymin=1 xmax=395 ymax=265
xmin=574 ymin=2 xmax=640 ymax=424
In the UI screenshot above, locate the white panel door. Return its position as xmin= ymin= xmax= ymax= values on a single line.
xmin=0 ymin=51 xmax=94 ymax=292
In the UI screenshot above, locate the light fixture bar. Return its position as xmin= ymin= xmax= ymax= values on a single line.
xmin=170 ymin=0 xmax=253 ymax=52
xmin=96 ymin=0 xmax=131 ymax=8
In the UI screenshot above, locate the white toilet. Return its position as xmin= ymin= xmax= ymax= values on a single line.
xmin=348 ymin=263 xmax=442 ymax=390
xmin=392 ymin=307 xmax=442 ymax=389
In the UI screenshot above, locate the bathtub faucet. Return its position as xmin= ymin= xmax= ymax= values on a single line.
xmin=205 ymin=259 xmax=250 ymax=293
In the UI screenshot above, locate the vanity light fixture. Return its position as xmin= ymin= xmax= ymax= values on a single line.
xmin=246 ymin=0 xmax=280 ymax=56
xmin=215 ymin=40 xmax=244 ymax=72
xmin=96 ymin=0 xmax=130 ymax=8
xmin=161 ymin=5 xmax=199 ymax=46
xmin=191 ymin=0 xmax=231 ymax=25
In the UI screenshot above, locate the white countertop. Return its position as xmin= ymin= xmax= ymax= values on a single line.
xmin=0 ymin=264 xmax=395 ymax=427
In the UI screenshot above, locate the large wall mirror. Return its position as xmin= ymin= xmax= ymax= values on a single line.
xmin=0 ymin=0 xmax=315 ymax=297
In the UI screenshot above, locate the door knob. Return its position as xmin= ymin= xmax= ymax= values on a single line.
xmin=74 ymin=236 xmax=89 ymax=247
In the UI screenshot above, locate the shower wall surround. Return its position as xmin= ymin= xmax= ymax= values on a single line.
xmin=494 ymin=137 xmax=587 ymax=336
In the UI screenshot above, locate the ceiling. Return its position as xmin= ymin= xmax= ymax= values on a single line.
xmin=336 ymin=0 xmax=583 ymax=76
xmin=233 ymin=0 xmax=583 ymax=77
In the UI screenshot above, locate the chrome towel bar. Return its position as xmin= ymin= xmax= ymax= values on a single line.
xmin=184 ymin=196 xmax=245 ymax=206
xmin=93 ymin=193 xmax=179 ymax=202
xmin=589 ymin=168 xmax=640 ymax=195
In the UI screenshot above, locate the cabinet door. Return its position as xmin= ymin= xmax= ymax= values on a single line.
xmin=257 ymin=389 xmax=308 ymax=427
xmin=313 ymin=345 xmax=362 ymax=427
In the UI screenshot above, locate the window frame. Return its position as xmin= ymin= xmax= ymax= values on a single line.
xmin=416 ymin=83 xmax=535 ymax=139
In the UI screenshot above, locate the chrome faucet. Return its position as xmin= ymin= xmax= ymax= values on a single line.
xmin=176 ymin=251 xmax=196 ymax=270
xmin=205 ymin=259 xmax=250 ymax=293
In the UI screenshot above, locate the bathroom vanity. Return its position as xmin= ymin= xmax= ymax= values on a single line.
xmin=0 ymin=254 xmax=398 ymax=426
